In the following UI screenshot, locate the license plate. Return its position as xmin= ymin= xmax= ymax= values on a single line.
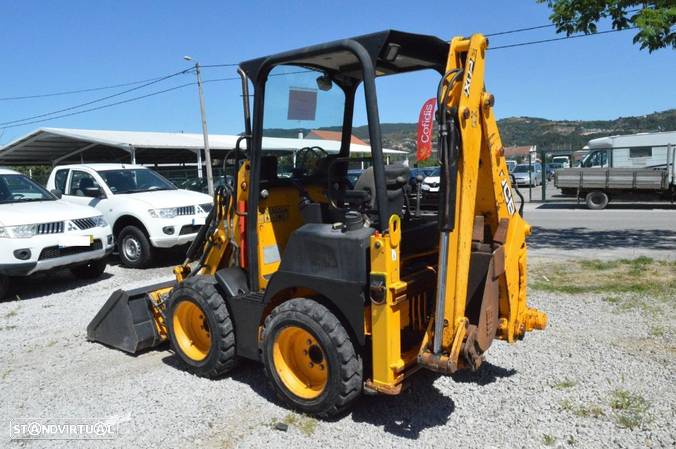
xmin=59 ymin=235 xmax=92 ymax=248
xmin=192 ymin=216 xmax=206 ymax=226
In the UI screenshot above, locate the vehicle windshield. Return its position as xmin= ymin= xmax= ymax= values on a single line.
xmin=425 ymin=167 xmax=440 ymax=177
xmin=513 ymin=165 xmax=531 ymax=173
xmin=262 ymin=64 xmax=346 ymax=178
xmin=0 ymin=174 xmax=55 ymax=204
xmin=98 ymin=169 xmax=177 ymax=194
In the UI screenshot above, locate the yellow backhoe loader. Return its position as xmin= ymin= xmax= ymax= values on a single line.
xmin=88 ymin=30 xmax=547 ymax=418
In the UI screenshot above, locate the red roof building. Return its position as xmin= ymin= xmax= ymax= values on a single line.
xmin=306 ymin=130 xmax=367 ymax=145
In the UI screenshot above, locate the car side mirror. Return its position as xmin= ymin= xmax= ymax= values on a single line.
xmin=84 ymin=186 xmax=104 ymax=198
xmin=50 ymin=189 xmax=63 ymax=199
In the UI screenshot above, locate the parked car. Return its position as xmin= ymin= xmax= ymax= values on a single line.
xmin=511 ymin=163 xmax=543 ymax=186
xmin=46 ymin=164 xmax=213 ymax=268
xmin=0 ymin=168 xmax=113 ymax=299
xmin=420 ymin=167 xmax=441 ymax=193
xmin=179 ymin=175 xmax=233 ymax=193
xmin=545 ymin=163 xmax=563 ymax=181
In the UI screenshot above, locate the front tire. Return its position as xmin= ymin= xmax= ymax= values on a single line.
xmin=118 ymin=225 xmax=153 ymax=268
xmin=166 ymin=276 xmax=237 ymax=378
xmin=70 ymin=259 xmax=107 ymax=279
xmin=262 ymin=298 xmax=362 ymax=418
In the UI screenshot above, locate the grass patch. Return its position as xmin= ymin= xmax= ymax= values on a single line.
xmin=648 ymin=325 xmax=665 ymax=337
xmin=573 ymin=404 xmax=605 ymax=418
xmin=278 ymin=413 xmax=318 ymax=436
xmin=559 ymin=398 xmax=605 ymax=418
xmin=610 ymin=389 xmax=650 ymax=429
xmin=542 ymin=434 xmax=556 ymax=446
xmin=531 ymin=258 xmax=676 ymax=302
xmin=553 ymin=379 xmax=577 ymax=389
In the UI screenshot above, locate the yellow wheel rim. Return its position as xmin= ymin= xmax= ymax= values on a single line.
xmin=272 ymin=326 xmax=328 ymax=400
xmin=172 ymin=301 xmax=211 ymax=362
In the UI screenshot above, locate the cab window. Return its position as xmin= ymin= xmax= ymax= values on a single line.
xmin=54 ymin=169 xmax=69 ymax=192
xmin=69 ymin=170 xmax=100 ymax=197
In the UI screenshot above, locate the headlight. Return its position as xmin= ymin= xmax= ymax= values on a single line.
xmin=0 ymin=224 xmax=38 ymax=239
xmin=92 ymin=215 xmax=108 ymax=227
xmin=148 ymin=207 xmax=178 ymax=219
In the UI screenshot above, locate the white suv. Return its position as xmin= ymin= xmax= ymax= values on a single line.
xmin=46 ymin=164 xmax=213 ymax=268
xmin=0 ymin=168 xmax=113 ymax=299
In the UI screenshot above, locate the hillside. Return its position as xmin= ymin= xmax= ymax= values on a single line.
xmin=263 ymin=109 xmax=675 ymax=156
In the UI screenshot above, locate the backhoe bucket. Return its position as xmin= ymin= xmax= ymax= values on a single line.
xmin=86 ymin=280 xmax=175 ymax=354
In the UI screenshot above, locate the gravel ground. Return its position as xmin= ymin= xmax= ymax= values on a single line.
xmin=1 ymin=251 xmax=674 ymax=448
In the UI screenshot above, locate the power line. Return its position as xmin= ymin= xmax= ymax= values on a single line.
xmin=0 ymin=75 xmax=172 ymax=102
xmin=1 ymin=82 xmax=197 ymax=129
xmin=486 ymin=24 xmax=555 ymax=37
xmin=485 ymin=8 xmax=641 ymax=37
xmin=0 ymin=64 xmax=234 ymax=102
xmin=0 ymin=76 xmax=249 ymax=129
xmin=0 ymin=69 xmax=191 ymax=126
xmin=489 ymin=27 xmax=639 ymax=50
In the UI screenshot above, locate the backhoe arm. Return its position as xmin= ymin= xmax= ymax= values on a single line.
xmin=420 ymin=34 xmax=547 ymax=373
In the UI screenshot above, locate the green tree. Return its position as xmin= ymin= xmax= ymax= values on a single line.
xmin=537 ymin=1 xmax=675 ymax=52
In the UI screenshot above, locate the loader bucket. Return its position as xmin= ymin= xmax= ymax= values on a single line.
xmin=86 ymin=280 xmax=175 ymax=354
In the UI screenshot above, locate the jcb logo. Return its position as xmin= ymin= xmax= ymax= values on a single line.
xmin=463 ymin=57 xmax=475 ymax=97
xmin=501 ymin=178 xmax=516 ymax=215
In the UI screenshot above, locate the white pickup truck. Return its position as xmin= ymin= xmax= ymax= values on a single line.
xmin=0 ymin=168 xmax=113 ymax=299
xmin=46 ymin=164 xmax=213 ymax=268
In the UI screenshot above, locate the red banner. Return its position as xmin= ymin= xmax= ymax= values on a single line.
xmin=416 ymin=98 xmax=436 ymax=161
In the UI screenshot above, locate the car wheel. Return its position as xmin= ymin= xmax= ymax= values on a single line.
xmin=118 ymin=225 xmax=153 ymax=268
xmin=585 ymin=190 xmax=609 ymax=210
xmin=70 ymin=259 xmax=107 ymax=279
xmin=0 ymin=275 xmax=9 ymax=300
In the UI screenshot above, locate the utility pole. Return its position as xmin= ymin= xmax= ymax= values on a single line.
xmin=184 ymin=56 xmax=214 ymax=196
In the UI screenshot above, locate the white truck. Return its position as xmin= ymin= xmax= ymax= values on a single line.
xmin=1 ymin=168 xmax=113 ymax=299
xmin=46 ymin=164 xmax=212 ymax=268
xmin=555 ymin=131 xmax=676 ymax=209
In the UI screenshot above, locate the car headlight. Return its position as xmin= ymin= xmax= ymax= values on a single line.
xmin=92 ymin=215 xmax=108 ymax=227
xmin=0 ymin=224 xmax=38 ymax=239
xmin=148 ymin=207 xmax=178 ymax=219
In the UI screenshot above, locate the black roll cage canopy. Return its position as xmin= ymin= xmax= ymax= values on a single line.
xmin=237 ymin=30 xmax=450 ymax=290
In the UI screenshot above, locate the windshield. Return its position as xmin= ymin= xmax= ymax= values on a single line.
xmin=513 ymin=165 xmax=531 ymax=173
xmin=262 ymin=65 xmax=346 ymax=178
xmin=0 ymin=174 xmax=55 ymax=204
xmin=98 ymin=169 xmax=177 ymax=194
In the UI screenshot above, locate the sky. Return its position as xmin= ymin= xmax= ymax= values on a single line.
xmin=1 ymin=0 xmax=674 ymax=145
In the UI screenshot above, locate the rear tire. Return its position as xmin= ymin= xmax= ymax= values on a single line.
xmin=70 ymin=259 xmax=107 ymax=279
xmin=262 ymin=298 xmax=362 ymax=418
xmin=118 ymin=225 xmax=153 ymax=268
xmin=166 ymin=276 xmax=237 ymax=378
xmin=585 ymin=190 xmax=609 ymax=210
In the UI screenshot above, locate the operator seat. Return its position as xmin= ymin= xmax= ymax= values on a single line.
xmin=352 ymin=164 xmax=410 ymax=220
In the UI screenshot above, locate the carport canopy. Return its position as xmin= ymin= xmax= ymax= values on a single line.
xmin=0 ymin=128 xmax=406 ymax=166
